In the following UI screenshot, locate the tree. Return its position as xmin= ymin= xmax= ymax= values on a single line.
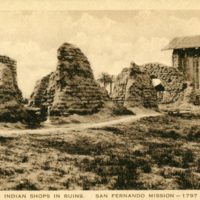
xmin=23 ymin=98 xmax=29 ymax=105
xmin=109 ymin=75 xmax=115 ymax=94
xmin=97 ymin=72 xmax=115 ymax=94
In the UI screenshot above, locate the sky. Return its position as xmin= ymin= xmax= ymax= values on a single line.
xmin=0 ymin=10 xmax=200 ymax=97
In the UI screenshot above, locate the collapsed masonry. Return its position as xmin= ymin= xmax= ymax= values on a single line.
xmin=0 ymin=56 xmax=28 ymax=122
xmin=111 ymin=62 xmax=158 ymax=108
xmin=29 ymin=43 xmax=111 ymax=117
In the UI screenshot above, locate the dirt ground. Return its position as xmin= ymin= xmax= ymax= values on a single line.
xmin=0 ymin=112 xmax=200 ymax=190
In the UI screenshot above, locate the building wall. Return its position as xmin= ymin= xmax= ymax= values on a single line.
xmin=173 ymin=49 xmax=200 ymax=92
xmin=0 ymin=69 xmax=3 ymax=86
xmin=172 ymin=53 xmax=180 ymax=68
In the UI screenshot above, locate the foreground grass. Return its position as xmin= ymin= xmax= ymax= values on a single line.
xmin=0 ymin=114 xmax=200 ymax=190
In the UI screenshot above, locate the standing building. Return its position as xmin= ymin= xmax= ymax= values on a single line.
xmin=162 ymin=35 xmax=200 ymax=92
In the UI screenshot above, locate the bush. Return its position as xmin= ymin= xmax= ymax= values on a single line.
xmin=148 ymin=128 xmax=180 ymax=140
xmin=134 ymin=158 xmax=152 ymax=173
xmin=112 ymin=158 xmax=139 ymax=189
xmin=182 ymin=149 xmax=194 ymax=168
xmin=14 ymin=180 xmax=38 ymax=190
xmin=176 ymin=170 xmax=200 ymax=189
xmin=186 ymin=125 xmax=200 ymax=141
xmin=140 ymin=115 xmax=175 ymax=125
xmin=149 ymin=146 xmax=183 ymax=168
xmin=197 ymin=158 xmax=200 ymax=172
xmin=111 ymin=105 xmax=134 ymax=116
xmin=92 ymin=126 xmax=124 ymax=135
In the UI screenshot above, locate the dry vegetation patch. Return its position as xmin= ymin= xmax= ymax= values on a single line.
xmin=0 ymin=114 xmax=200 ymax=190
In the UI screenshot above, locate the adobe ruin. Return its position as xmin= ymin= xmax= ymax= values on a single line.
xmin=29 ymin=43 xmax=112 ymax=117
xmin=111 ymin=62 xmax=158 ymax=109
xmin=0 ymin=56 xmax=28 ymax=122
xmin=141 ymin=63 xmax=186 ymax=104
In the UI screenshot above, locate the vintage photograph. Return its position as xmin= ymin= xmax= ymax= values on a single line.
xmin=0 ymin=9 xmax=200 ymax=191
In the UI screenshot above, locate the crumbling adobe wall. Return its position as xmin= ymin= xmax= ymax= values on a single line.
xmin=141 ymin=63 xmax=186 ymax=104
xmin=29 ymin=43 xmax=111 ymax=116
xmin=111 ymin=68 xmax=129 ymax=106
xmin=112 ymin=62 xmax=158 ymax=108
xmin=29 ymin=73 xmax=52 ymax=108
xmin=0 ymin=56 xmax=28 ymax=122
xmin=0 ymin=56 xmax=23 ymax=103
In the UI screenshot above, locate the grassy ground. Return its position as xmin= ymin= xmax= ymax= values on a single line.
xmin=0 ymin=114 xmax=200 ymax=190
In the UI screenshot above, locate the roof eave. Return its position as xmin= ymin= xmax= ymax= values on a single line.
xmin=161 ymin=47 xmax=174 ymax=51
xmin=162 ymin=46 xmax=200 ymax=51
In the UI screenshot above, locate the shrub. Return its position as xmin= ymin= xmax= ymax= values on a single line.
xmin=0 ymin=136 xmax=14 ymax=144
xmin=148 ymin=128 xmax=180 ymax=140
xmin=101 ymin=126 xmax=124 ymax=135
xmin=63 ymin=179 xmax=70 ymax=189
xmin=182 ymin=149 xmax=194 ymax=168
xmin=176 ymin=170 xmax=200 ymax=189
xmin=149 ymin=146 xmax=183 ymax=168
xmin=160 ymin=168 xmax=173 ymax=178
xmin=112 ymin=163 xmax=139 ymax=189
xmin=111 ymin=105 xmax=135 ymax=116
xmin=186 ymin=126 xmax=200 ymax=141
xmin=135 ymin=158 xmax=152 ymax=173
xmin=132 ymin=150 xmax=146 ymax=156
xmin=14 ymin=180 xmax=38 ymax=190
xmin=197 ymin=158 xmax=200 ymax=172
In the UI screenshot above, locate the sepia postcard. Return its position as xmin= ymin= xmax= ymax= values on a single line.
xmin=0 ymin=0 xmax=200 ymax=199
